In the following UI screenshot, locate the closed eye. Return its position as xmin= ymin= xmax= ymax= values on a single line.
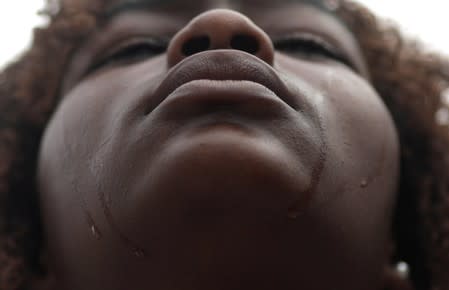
xmin=273 ymin=33 xmax=355 ymax=70
xmin=87 ymin=37 xmax=168 ymax=74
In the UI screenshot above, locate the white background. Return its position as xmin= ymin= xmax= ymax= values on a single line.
xmin=0 ymin=1 xmax=448 ymax=68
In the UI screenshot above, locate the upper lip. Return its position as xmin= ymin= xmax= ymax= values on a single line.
xmin=148 ymin=50 xmax=296 ymax=114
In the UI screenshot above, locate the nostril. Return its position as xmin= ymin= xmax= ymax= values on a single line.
xmin=182 ymin=35 xmax=211 ymax=56
xmin=230 ymin=34 xmax=259 ymax=54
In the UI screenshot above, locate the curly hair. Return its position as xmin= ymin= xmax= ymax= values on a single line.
xmin=0 ymin=1 xmax=448 ymax=289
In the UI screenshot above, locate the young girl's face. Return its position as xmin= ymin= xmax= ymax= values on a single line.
xmin=38 ymin=1 xmax=400 ymax=289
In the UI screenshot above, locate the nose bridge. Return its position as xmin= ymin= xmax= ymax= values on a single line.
xmin=166 ymin=9 xmax=274 ymax=68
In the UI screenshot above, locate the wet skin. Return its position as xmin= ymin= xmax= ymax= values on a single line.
xmin=38 ymin=0 xmax=400 ymax=289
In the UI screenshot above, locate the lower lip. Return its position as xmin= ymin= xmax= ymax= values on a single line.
xmin=154 ymin=80 xmax=290 ymax=119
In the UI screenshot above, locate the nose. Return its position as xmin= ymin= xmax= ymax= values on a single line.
xmin=166 ymin=9 xmax=274 ymax=68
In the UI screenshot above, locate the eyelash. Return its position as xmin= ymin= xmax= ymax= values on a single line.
xmin=87 ymin=37 xmax=168 ymax=74
xmin=273 ymin=34 xmax=354 ymax=68
xmin=87 ymin=34 xmax=352 ymax=74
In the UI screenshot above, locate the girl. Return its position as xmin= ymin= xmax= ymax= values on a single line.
xmin=0 ymin=0 xmax=448 ymax=289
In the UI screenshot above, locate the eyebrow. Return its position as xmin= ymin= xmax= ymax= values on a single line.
xmin=105 ymin=0 xmax=179 ymax=18
xmin=105 ymin=0 xmax=338 ymax=20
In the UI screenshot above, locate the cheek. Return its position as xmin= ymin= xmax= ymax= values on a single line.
xmin=321 ymin=69 xmax=400 ymax=198
xmin=319 ymin=70 xmax=400 ymax=284
xmin=277 ymin=54 xmax=400 ymax=286
xmin=37 ymin=56 xmax=176 ymax=289
xmin=37 ymin=69 xmax=151 ymax=287
xmin=276 ymin=53 xmax=399 ymax=204
xmin=44 ymin=54 xmax=168 ymax=168
xmin=303 ymin=62 xmax=400 ymax=223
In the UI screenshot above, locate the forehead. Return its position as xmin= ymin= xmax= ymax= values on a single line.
xmin=105 ymin=0 xmax=335 ymax=17
xmin=107 ymin=0 xmax=328 ymax=7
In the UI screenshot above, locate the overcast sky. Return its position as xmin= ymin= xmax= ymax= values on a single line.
xmin=0 ymin=1 xmax=448 ymax=68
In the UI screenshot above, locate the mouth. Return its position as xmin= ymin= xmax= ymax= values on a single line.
xmin=147 ymin=50 xmax=298 ymax=115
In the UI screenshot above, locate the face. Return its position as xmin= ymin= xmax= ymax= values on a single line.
xmin=38 ymin=0 xmax=400 ymax=289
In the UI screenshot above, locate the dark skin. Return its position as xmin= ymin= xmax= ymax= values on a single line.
xmin=36 ymin=0 xmax=406 ymax=289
